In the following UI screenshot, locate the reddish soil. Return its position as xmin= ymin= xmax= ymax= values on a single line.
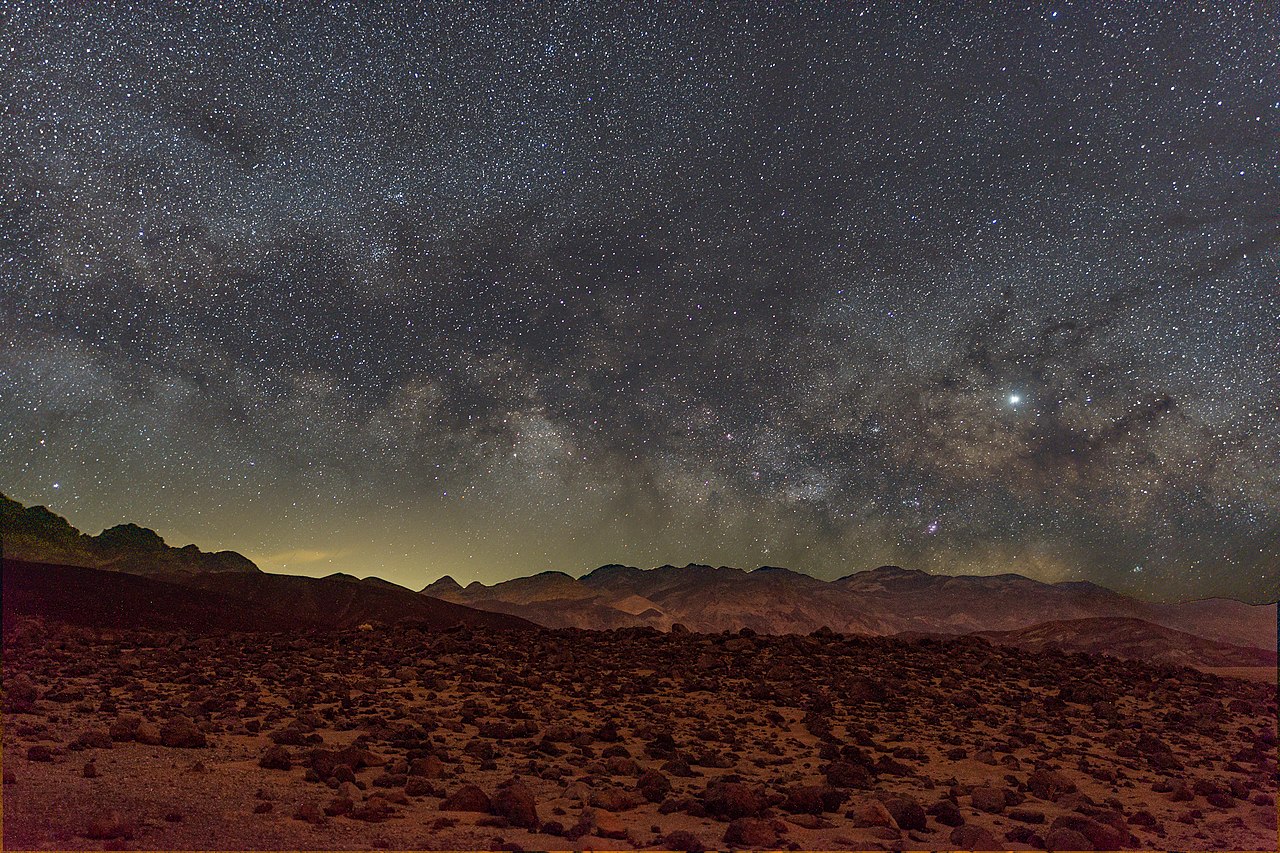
xmin=3 ymin=618 xmax=1276 ymax=851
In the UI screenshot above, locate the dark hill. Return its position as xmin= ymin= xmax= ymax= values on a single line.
xmin=973 ymin=616 xmax=1279 ymax=669
xmin=184 ymin=571 xmax=533 ymax=632
xmin=1 ymin=493 xmax=260 ymax=577
xmin=2 ymin=559 xmax=291 ymax=632
xmin=2 ymin=558 xmax=534 ymax=633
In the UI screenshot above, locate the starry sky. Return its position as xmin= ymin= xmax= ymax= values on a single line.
xmin=3 ymin=1 xmax=1277 ymax=602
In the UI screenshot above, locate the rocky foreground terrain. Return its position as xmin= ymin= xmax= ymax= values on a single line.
xmin=3 ymin=616 xmax=1276 ymax=851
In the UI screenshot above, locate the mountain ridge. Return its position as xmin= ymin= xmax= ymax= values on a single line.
xmin=2 ymin=558 xmax=535 ymax=633
xmin=4 ymin=494 xmax=1273 ymax=660
xmin=421 ymin=560 xmax=1277 ymax=654
xmin=1 ymin=493 xmax=260 ymax=577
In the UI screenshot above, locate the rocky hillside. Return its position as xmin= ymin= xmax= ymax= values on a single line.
xmin=972 ymin=617 xmax=1279 ymax=669
xmin=422 ymin=563 xmax=1277 ymax=653
xmin=1 ymin=494 xmax=259 ymax=577
xmin=4 ymin=619 xmax=1275 ymax=851
xmin=2 ymin=558 xmax=535 ymax=633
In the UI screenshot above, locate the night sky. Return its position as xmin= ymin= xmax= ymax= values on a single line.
xmin=3 ymin=2 xmax=1276 ymax=602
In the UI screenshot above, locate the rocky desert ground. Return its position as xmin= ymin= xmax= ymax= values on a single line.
xmin=3 ymin=616 xmax=1276 ymax=851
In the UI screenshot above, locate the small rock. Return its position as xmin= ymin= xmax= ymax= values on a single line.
xmin=440 ymin=783 xmax=492 ymax=812
xmin=825 ymin=759 xmax=873 ymax=788
xmin=405 ymin=777 xmax=438 ymax=797
xmin=723 ymin=817 xmax=778 ymax=848
xmin=928 ymin=799 xmax=964 ymax=827
xmin=109 ymin=714 xmax=142 ymax=742
xmin=663 ymin=829 xmax=706 ymax=852
xmin=846 ymin=799 xmax=898 ymax=829
xmin=1045 ymin=826 xmax=1093 ymax=851
xmin=135 ymin=721 xmax=162 ymax=745
xmin=83 ymin=811 xmax=133 ymax=840
xmin=1028 ymin=767 xmax=1078 ymax=802
xmin=159 ymin=716 xmax=206 ymax=748
xmin=590 ymin=808 xmax=628 ymax=840
xmin=884 ymin=795 xmax=927 ymax=830
xmin=701 ymin=780 xmax=768 ymax=819
xmin=950 ymin=824 xmax=1000 ymax=849
xmin=493 ymin=781 xmax=539 ymax=829
xmin=75 ymin=728 xmax=113 ymax=750
xmin=971 ymin=785 xmax=1007 ymax=813
xmin=408 ymin=755 xmax=444 ymax=778
xmin=351 ymin=796 xmax=394 ymax=822
xmin=636 ymin=769 xmax=672 ymax=803
xmin=783 ymin=784 xmax=829 ymax=815
xmin=324 ymin=796 xmax=354 ymax=817
xmin=259 ymin=744 xmax=293 ymax=771
xmin=293 ymin=802 xmax=326 ymax=825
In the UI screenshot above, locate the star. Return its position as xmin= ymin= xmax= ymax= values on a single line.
xmin=0 ymin=1 xmax=1272 ymax=603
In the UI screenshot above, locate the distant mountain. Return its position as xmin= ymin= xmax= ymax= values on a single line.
xmin=972 ymin=616 xmax=1279 ymax=669
xmin=2 ymin=558 xmax=534 ymax=633
xmin=423 ymin=562 xmax=1278 ymax=652
xmin=1 ymin=493 xmax=259 ymax=577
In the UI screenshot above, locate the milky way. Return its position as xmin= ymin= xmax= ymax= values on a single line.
xmin=2 ymin=2 xmax=1276 ymax=601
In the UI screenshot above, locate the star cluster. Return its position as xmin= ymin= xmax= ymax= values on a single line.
xmin=3 ymin=1 xmax=1276 ymax=601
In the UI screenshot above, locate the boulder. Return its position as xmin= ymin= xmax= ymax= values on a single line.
xmin=950 ymin=824 xmax=1000 ymax=849
xmin=723 ymin=817 xmax=778 ymax=848
xmin=493 ymin=781 xmax=539 ymax=829
xmin=440 ymin=783 xmax=491 ymax=812
xmin=159 ymin=716 xmax=206 ymax=748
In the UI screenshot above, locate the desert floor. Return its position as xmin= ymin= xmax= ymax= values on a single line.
xmin=3 ymin=618 xmax=1276 ymax=851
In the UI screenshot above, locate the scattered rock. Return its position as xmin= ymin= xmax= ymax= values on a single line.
xmin=846 ymin=799 xmax=898 ymax=829
xmin=723 ymin=817 xmax=778 ymax=848
xmin=701 ymin=780 xmax=768 ymax=819
xmin=351 ymin=795 xmax=394 ymax=822
xmin=1028 ymin=767 xmax=1077 ymax=801
xmin=259 ymin=744 xmax=293 ymax=770
xmin=636 ymin=769 xmax=672 ymax=803
xmin=440 ymin=784 xmax=492 ymax=813
xmin=950 ymin=824 xmax=1000 ymax=849
xmin=663 ymin=829 xmax=706 ymax=852
xmin=825 ymin=759 xmax=873 ymax=789
xmin=928 ymin=799 xmax=964 ymax=827
xmin=1045 ymin=826 xmax=1092 ymax=851
xmin=590 ymin=809 xmax=629 ymax=840
xmin=159 ymin=716 xmax=207 ymax=748
xmin=74 ymin=727 xmax=113 ymax=750
xmin=292 ymin=802 xmax=325 ymax=825
xmin=135 ymin=721 xmax=162 ymax=745
xmin=971 ymin=785 xmax=1007 ymax=813
xmin=493 ymin=781 xmax=539 ymax=829
xmin=883 ymin=795 xmax=927 ymax=830
xmin=83 ymin=811 xmax=133 ymax=840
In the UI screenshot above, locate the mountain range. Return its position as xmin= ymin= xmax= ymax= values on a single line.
xmin=2 ymin=494 xmax=1274 ymax=668
xmin=423 ymin=562 xmax=1276 ymax=653
xmin=2 ymin=493 xmax=259 ymax=576
xmin=1 ymin=494 xmax=530 ymax=633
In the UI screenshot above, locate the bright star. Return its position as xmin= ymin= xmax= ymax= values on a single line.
xmin=1008 ymin=394 xmax=1021 ymax=405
